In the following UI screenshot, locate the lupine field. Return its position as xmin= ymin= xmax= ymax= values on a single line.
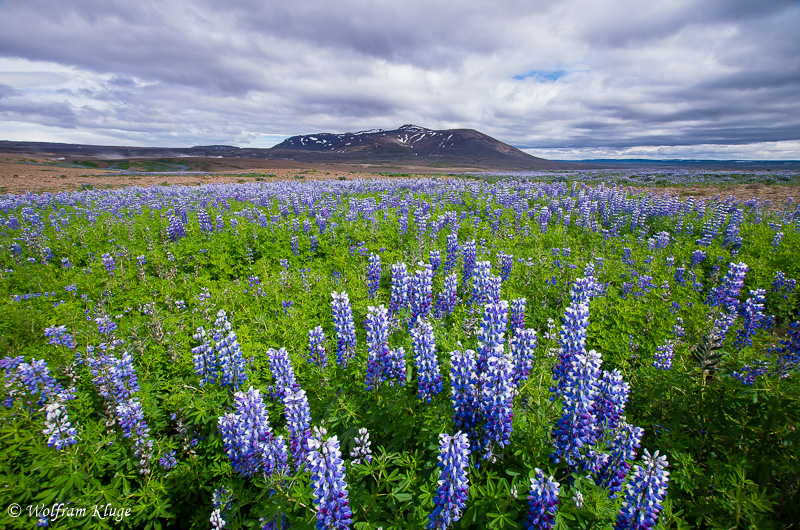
xmin=1 ymin=171 xmax=799 ymax=529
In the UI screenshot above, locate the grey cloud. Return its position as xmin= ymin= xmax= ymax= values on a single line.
xmin=0 ymin=0 xmax=798 ymax=158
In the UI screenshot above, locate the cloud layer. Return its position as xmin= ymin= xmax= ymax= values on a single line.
xmin=0 ymin=0 xmax=798 ymax=159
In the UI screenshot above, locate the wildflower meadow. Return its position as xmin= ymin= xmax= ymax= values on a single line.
xmin=1 ymin=172 xmax=798 ymax=529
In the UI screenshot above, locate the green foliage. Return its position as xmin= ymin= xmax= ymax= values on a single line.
xmin=0 ymin=175 xmax=799 ymax=528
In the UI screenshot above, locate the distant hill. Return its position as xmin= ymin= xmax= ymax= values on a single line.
xmin=270 ymin=124 xmax=567 ymax=169
xmin=0 ymin=125 xmax=572 ymax=171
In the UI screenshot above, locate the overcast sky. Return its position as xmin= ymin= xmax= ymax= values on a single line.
xmin=1 ymin=0 xmax=799 ymax=160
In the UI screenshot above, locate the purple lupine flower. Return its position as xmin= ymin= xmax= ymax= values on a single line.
xmin=462 ymin=239 xmax=477 ymax=292
xmin=486 ymin=275 xmax=502 ymax=305
xmin=411 ymin=318 xmax=442 ymax=402
xmin=365 ymin=305 xmax=390 ymax=390
xmin=385 ymin=346 xmax=407 ymax=387
xmin=409 ymin=264 xmax=434 ymax=323
xmin=197 ymin=208 xmax=213 ymax=233
xmin=595 ymin=422 xmax=643 ymax=498
xmin=615 ymin=449 xmax=669 ymax=530
xmin=116 ymin=397 xmax=154 ymax=474
xmin=510 ymin=298 xmax=526 ymax=333
xmin=707 ymin=262 xmax=748 ymax=309
xmin=471 ymin=261 xmax=492 ymax=307
xmin=389 ymin=262 xmax=410 ymax=318
xmin=3 ymin=357 xmax=78 ymax=448
xmin=211 ymin=487 xmax=232 ymax=529
xmin=477 ymin=301 xmax=509 ymax=374
xmin=593 ymin=369 xmax=630 ymax=435
xmin=772 ymin=270 xmax=796 ymax=300
xmin=434 ymin=272 xmax=459 ymax=318
xmin=283 ymin=388 xmax=312 ymax=471
xmin=308 ymin=326 xmax=327 ymax=367
xmin=282 ymin=300 xmax=294 ymax=315
xmin=218 ymin=386 xmax=288 ymax=478
xmin=332 ymin=291 xmax=356 ymax=368
xmin=526 ymin=468 xmax=560 ymax=530
xmin=479 ymin=346 xmax=515 ymax=459
xmin=672 ymin=317 xmax=685 ymax=342
xmin=498 ymin=252 xmax=513 ymax=282
xmin=367 ymin=252 xmax=381 ymax=299
xmin=95 ymin=315 xmax=118 ymax=336
xmin=307 ymin=432 xmax=353 ymax=530
xmin=427 ymin=431 xmax=470 ymax=529
xmin=450 ymin=349 xmax=479 ymax=444
xmin=443 ymin=234 xmax=460 ymax=274
xmin=551 ymin=349 xmax=602 ymax=473
xmin=689 ymin=250 xmax=706 ymax=268
xmin=774 ymin=321 xmax=800 ymax=378
xmin=653 ymin=341 xmax=674 ymax=370
xmin=192 ymin=327 xmax=218 ymax=386
xmin=552 ymin=302 xmax=590 ymax=395
xmin=291 ymin=235 xmax=299 ymax=256
xmin=167 ymin=214 xmax=186 ymax=241
xmin=267 ymin=347 xmax=299 ymax=401
xmin=44 ymin=325 xmax=76 ymax=350
xmin=772 ymin=231 xmax=784 ymax=251
xmin=101 ymin=253 xmax=117 ymax=275
xmin=213 ymin=310 xmax=248 ymax=390
xmin=735 ymin=289 xmax=773 ymax=348
xmin=351 ymin=427 xmax=373 ymax=465
xmin=429 ymin=249 xmax=442 ymax=274
xmin=159 ymin=450 xmax=178 ymax=470
xmin=511 ymin=328 xmax=538 ymax=385
xmin=42 ymin=401 xmax=78 ymax=450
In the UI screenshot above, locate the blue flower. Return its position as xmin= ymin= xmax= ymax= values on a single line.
xmin=526 ymin=468 xmax=560 ymax=530
xmin=409 ymin=265 xmax=434 ymax=323
xmin=653 ymin=341 xmax=674 ymax=370
xmin=411 ymin=318 xmax=442 ymax=402
xmin=595 ymin=422 xmax=643 ymax=497
xmin=159 ymin=450 xmax=178 ymax=470
xmin=267 ymin=347 xmax=299 ymax=401
xmin=350 ymin=427 xmax=373 ymax=465
xmin=427 ymin=432 xmax=470 ymax=529
xmin=367 ymin=252 xmax=381 ymax=298
xmin=218 ymin=386 xmax=288 ymax=478
xmin=443 ymin=234 xmax=460 ymax=274
xmin=510 ymin=298 xmax=527 ymax=332
xmin=735 ymin=289 xmax=773 ymax=348
xmin=434 ymin=272 xmax=459 ymax=319
xmin=332 ymin=291 xmax=357 ymax=368
xmin=307 ymin=432 xmax=353 ymax=530
xmin=389 ymin=262 xmax=410 ymax=318
xmin=615 ymin=449 xmax=670 ymax=530
xmin=308 ymin=326 xmax=328 ymax=367
xmin=479 ymin=344 xmax=514 ymax=459
xmin=429 ymin=249 xmax=441 ymax=274
xmin=511 ymin=328 xmax=538 ymax=385
xmin=44 ymin=325 xmax=76 ymax=350
xmin=365 ymin=305 xmax=390 ymax=390
xmin=450 ymin=349 xmax=479 ymax=444
xmin=461 ymin=240 xmax=477 ymax=293
xmin=283 ymin=389 xmax=312 ymax=471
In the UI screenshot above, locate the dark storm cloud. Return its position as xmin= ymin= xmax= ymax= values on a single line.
xmin=0 ymin=0 xmax=798 ymax=158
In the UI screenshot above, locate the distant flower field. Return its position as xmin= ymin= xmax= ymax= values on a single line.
xmin=0 ymin=173 xmax=798 ymax=529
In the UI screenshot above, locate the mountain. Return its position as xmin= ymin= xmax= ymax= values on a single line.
xmin=271 ymin=124 xmax=566 ymax=169
xmin=0 ymin=125 xmax=572 ymax=171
